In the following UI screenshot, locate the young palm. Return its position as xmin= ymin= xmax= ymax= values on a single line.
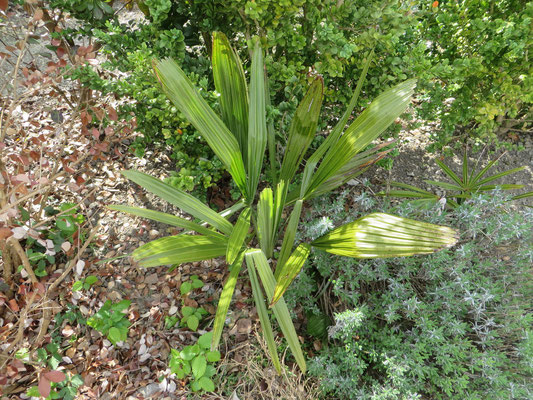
xmin=110 ymin=33 xmax=458 ymax=373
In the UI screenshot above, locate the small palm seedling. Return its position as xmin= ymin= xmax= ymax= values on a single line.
xmin=381 ymin=149 xmax=532 ymax=208
xmin=109 ymin=32 xmax=458 ymax=373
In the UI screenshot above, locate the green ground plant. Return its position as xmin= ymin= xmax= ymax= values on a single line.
xmin=169 ymin=331 xmax=221 ymax=393
xmin=180 ymin=306 xmax=208 ymax=332
xmin=17 ymin=342 xmax=84 ymax=400
xmin=290 ymin=191 xmax=532 ymax=399
xmin=180 ymin=274 xmax=204 ymax=295
xmin=72 ymin=275 xmax=99 ymax=292
xmin=87 ymin=299 xmax=131 ymax=346
xmin=111 ymin=32 xmax=458 ymax=373
xmin=381 ymin=150 xmax=532 ymax=208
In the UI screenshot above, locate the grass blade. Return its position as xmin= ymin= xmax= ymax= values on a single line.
xmin=212 ymin=251 xmax=244 ymax=351
xmin=246 ymin=252 xmax=281 ymax=374
xmin=122 ymin=170 xmax=233 ymax=235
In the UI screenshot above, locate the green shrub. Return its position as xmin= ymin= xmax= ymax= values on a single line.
xmin=416 ymin=1 xmax=533 ymax=149
xmin=294 ymin=192 xmax=532 ymax=399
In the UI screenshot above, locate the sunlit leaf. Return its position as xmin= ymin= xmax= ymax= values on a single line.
xmin=226 ymin=208 xmax=251 ymax=264
xmin=121 ymin=170 xmax=233 ymax=235
xmin=247 ymin=37 xmax=267 ymax=197
xmin=108 ymin=205 xmax=225 ymax=239
xmin=153 ymin=59 xmax=247 ymax=196
xmin=211 ymin=251 xmax=244 ymax=350
xmin=312 ymin=213 xmax=458 ymax=258
xmin=271 ymin=243 xmax=311 ymax=306
xmin=305 ymin=79 xmax=416 ymax=199
xmin=246 ymin=252 xmax=281 ymax=374
xmin=280 ymin=77 xmax=323 ymax=183
xmin=133 ymin=235 xmax=227 ymax=267
xmin=212 ymin=32 xmax=249 ymax=158
xmin=247 ymin=249 xmax=306 ymax=373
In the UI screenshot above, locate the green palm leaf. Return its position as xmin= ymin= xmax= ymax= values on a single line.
xmin=122 ymin=170 xmax=233 ymax=235
xmin=271 ymin=243 xmax=311 ymax=307
xmin=246 ymin=253 xmax=282 ymax=374
xmin=247 ymin=249 xmax=306 ymax=373
xmin=305 ymin=79 xmax=416 ymax=199
xmin=212 ymin=31 xmax=249 ymax=159
xmin=153 ymin=58 xmax=247 ymax=197
xmin=280 ymin=77 xmax=324 ymax=183
xmin=247 ymin=37 xmax=268 ymax=197
xmin=300 ymin=50 xmax=373 ymax=198
xmin=133 ymin=235 xmax=227 ymax=267
xmin=108 ymin=205 xmax=226 ymax=240
xmin=257 ymin=188 xmax=275 ymax=258
xmin=226 ymin=207 xmax=251 ymax=264
xmin=312 ymin=213 xmax=458 ymax=258
xmin=212 ymin=251 xmax=244 ymax=351
xmin=275 ymin=200 xmax=303 ymax=279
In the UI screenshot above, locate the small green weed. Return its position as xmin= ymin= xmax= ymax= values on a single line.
xmin=17 ymin=342 xmax=84 ymax=400
xmin=180 ymin=275 xmax=204 ymax=296
xmin=16 ymin=203 xmax=86 ymax=277
xmin=87 ymin=300 xmax=131 ymax=345
xmin=72 ymin=275 xmax=99 ymax=292
xmin=169 ymin=331 xmax=221 ymax=393
xmin=180 ymin=306 xmax=208 ymax=331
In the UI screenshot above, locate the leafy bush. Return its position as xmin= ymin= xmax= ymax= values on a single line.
xmin=294 ymin=192 xmax=532 ymax=399
xmin=47 ymin=1 xmax=531 ymax=194
xmin=416 ymin=1 xmax=533 ymax=148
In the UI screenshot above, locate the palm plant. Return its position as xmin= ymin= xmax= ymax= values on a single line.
xmin=110 ymin=33 xmax=458 ymax=373
xmin=381 ymin=149 xmax=532 ymax=209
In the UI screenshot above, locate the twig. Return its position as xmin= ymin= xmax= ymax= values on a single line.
xmin=34 ymin=224 xmax=99 ymax=345
xmin=32 ymin=188 xmax=97 ymax=230
xmin=47 ymin=224 xmax=99 ymax=293
xmin=0 ymin=291 xmax=39 ymax=370
xmin=7 ymin=236 xmax=38 ymax=284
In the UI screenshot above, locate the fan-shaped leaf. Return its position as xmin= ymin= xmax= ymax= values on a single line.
xmin=312 ymin=213 xmax=458 ymax=258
